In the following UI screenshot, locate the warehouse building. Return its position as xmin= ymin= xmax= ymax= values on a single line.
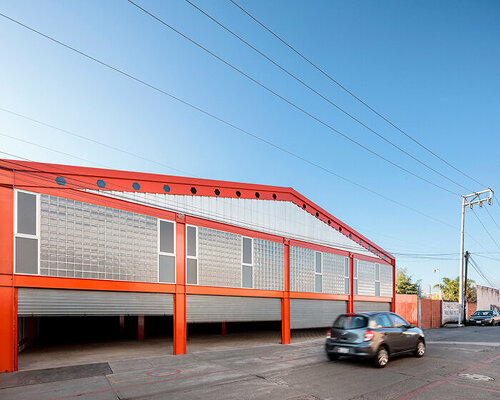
xmin=0 ymin=160 xmax=395 ymax=372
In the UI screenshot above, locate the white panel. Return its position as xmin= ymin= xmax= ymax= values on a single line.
xmin=186 ymin=295 xmax=281 ymax=322
xmin=357 ymin=260 xmax=376 ymax=296
xmin=90 ymin=191 xmax=378 ymax=258
xmin=18 ymin=288 xmax=173 ymax=316
xmin=291 ymin=299 xmax=346 ymax=329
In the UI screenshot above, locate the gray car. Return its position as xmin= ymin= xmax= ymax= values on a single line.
xmin=469 ymin=310 xmax=500 ymax=326
xmin=325 ymin=312 xmax=425 ymax=368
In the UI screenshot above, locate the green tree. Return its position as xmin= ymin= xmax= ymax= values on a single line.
xmin=396 ymin=268 xmax=421 ymax=295
xmin=434 ymin=277 xmax=476 ymax=302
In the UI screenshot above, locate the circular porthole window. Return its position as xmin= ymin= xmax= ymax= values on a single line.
xmin=132 ymin=182 xmax=140 ymax=190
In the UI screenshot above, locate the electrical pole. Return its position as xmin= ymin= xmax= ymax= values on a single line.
xmin=458 ymin=189 xmax=493 ymax=326
xmin=463 ymin=251 xmax=469 ymax=322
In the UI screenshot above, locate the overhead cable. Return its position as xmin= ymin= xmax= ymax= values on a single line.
xmin=184 ymin=0 xmax=473 ymax=193
xmin=228 ymin=0 xmax=487 ymax=189
xmin=125 ymin=1 xmax=460 ymax=196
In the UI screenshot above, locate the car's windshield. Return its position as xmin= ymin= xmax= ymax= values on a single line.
xmin=473 ymin=311 xmax=493 ymax=316
xmin=333 ymin=315 xmax=368 ymax=329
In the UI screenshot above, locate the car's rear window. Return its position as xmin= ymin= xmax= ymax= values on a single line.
xmin=473 ymin=311 xmax=493 ymax=316
xmin=333 ymin=315 xmax=368 ymax=329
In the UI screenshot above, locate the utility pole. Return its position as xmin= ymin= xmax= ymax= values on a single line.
xmin=463 ymin=251 xmax=469 ymax=322
xmin=433 ymin=268 xmax=441 ymax=299
xmin=458 ymin=189 xmax=493 ymax=326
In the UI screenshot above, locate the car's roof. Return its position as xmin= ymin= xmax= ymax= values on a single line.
xmin=344 ymin=312 xmax=389 ymax=317
xmin=475 ymin=310 xmax=494 ymax=312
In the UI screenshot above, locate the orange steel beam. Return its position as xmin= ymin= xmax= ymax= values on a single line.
xmin=348 ymin=255 xmax=354 ymax=313
xmin=173 ymin=216 xmax=186 ymax=355
xmin=281 ymin=241 xmax=290 ymax=345
xmin=0 ymin=186 xmax=16 ymax=372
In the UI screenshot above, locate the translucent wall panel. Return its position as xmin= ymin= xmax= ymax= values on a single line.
xmin=253 ymin=239 xmax=284 ymax=291
xmin=197 ymin=227 xmax=241 ymax=287
xmin=380 ymin=264 xmax=393 ymax=297
xmin=15 ymin=237 xmax=38 ymax=274
xmin=323 ymin=253 xmax=347 ymax=294
xmin=39 ymin=195 xmax=158 ymax=282
xmin=357 ymin=260 xmax=376 ymax=296
xmin=290 ymin=246 xmax=315 ymax=292
xmin=17 ymin=192 xmax=37 ymax=235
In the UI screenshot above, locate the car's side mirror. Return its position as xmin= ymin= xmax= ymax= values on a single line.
xmin=404 ymin=323 xmax=415 ymax=329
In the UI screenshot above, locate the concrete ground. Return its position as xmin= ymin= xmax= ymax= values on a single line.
xmin=0 ymin=326 xmax=499 ymax=399
xmin=17 ymin=329 xmax=324 ymax=370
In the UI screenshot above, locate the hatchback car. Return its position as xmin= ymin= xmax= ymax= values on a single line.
xmin=469 ymin=310 xmax=500 ymax=326
xmin=325 ymin=312 xmax=425 ymax=368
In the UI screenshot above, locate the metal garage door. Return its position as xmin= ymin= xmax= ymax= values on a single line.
xmin=186 ymin=295 xmax=281 ymax=323
xmin=291 ymin=299 xmax=346 ymax=329
xmin=354 ymin=301 xmax=391 ymax=312
xmin=18 ymin=288 xmax=174 ymax=316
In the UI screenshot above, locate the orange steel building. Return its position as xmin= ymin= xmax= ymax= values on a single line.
xmin=0 ymin=160 xmax=396 ymax=372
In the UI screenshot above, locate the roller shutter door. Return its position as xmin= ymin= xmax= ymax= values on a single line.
xmin=18 ymin=288 xmax=174 ymax=316
xmin=291 ymin=299 xmax=346 ymax=329
xmin=186 ymin=295 xmax=281 ymax=323
xmin=354 ymin=301 xmax=391 ymax=312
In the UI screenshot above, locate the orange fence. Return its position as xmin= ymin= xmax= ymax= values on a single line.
xmin=395 ymin=294 xmax=419 ymax=325
xmin=420 ymin=298 xmax=442 ymax=328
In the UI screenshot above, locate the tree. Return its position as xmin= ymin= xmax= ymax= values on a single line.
xmin=434 ymin=277 xmax=476 ymax=302
xmin=396 ymin=268 xmax=421 ymax=295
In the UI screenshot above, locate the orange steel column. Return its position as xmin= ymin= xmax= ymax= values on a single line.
xmin=173 ymin=215 xmax=186 ymax=355
xmin=138 ymin=315 xmax=145 ymax=340
xmin=348 ymin=255 xmax=354 ymax=313
xmin=0 ymin=186 xmax=16 ymax=372
xmin=281 ymin=240 xmax=290 ymax=345
xmin=391 ymin=260 xmax=396 ymax=312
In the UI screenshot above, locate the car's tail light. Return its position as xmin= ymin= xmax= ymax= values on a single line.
xmin=364 ymin=330 xmax=374 ymax=341
xmin=326 ymin=329 xmax=331 ymax=339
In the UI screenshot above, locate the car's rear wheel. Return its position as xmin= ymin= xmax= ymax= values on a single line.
xmin=374 ymin=347 xmax=389 ymax=368
xmin=414 ymin=340 xmax=425 ymax=357
xmin=327 ymin=353 xmax=339 ymax=361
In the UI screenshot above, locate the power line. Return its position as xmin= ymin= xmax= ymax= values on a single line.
xmin=0 ymin=13 xmax=463 ymax=230
xmin=485 ymin=205 xmax=500 ymax=231
xmin=126 ymin=1 xmax=460 ymax=196
xmin=474 ymin=253 xmax=500 ymax=263
xmin=468 ymin=256 xmax=496 ymax=288
xmin=471 ymin=208 xmax=500 ymax=251
xmin=183 ymin=0 xmax=473 ymax=193
xmin=0 ymin=106 xmax=189 ymax=175
xmin=228 ymin=0 xmax=487 ymax=189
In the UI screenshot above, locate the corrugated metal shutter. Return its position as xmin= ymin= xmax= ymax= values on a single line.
xmin=354 ymin=301 xmax=391 ymax=312
xmin=18 ymin=288 xmax=174 ymax=316
xmin=186 ymin=295 xmax=281 ymax=322
xmin=290 ymin=299 xmax=346 ymax=329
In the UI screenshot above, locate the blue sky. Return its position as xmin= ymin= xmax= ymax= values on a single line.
xmin=1 ymin=0 xmax=499 ymax=291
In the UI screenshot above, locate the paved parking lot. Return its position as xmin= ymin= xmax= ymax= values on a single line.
xmin=1 ymin=326 xmax=499 ymax=399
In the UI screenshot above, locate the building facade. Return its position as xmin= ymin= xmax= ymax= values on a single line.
xmin=0 ymin=160 xmax=395 ymax=372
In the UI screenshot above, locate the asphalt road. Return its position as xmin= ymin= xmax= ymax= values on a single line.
xmin=1 ymin=326 xmax=499 ymax=400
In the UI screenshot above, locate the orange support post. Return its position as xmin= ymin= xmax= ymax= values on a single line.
xmin=391 ymin=260 xmax=396 ymax=312
xmin=0 ymin=186 xmax=16 ymax=372
xmin=348 ymin=255 xmax=354 ymax=313
xmin=138 ymin=315 xmax=145 ymax=340
xmin=173 ymin=216 xmax=187 ymax=355
xmin=281 ymin=241 xmax=290 ymax=345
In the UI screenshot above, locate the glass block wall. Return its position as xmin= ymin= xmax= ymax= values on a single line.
xmin=357 ymin=260 xmax=376 ymax=296
xmin=197 ymin=227 xmax=241 ymax=288
xmin=290 ymin=246 xmax=348 ymax=294
xmin=380 ymin=264 xmax=393 ymax=297
xmin=323 ymin=252 xmax=348 ymax=294
xmin=290 ymin=246 xmax=315 ymax=292
xmin=39 ymin=194 xmax=158 ymax=282
xmin=196 ymin=227 xmax=284 ymax=290
xmin=253 ymin=239 xmax=284 ymax=291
